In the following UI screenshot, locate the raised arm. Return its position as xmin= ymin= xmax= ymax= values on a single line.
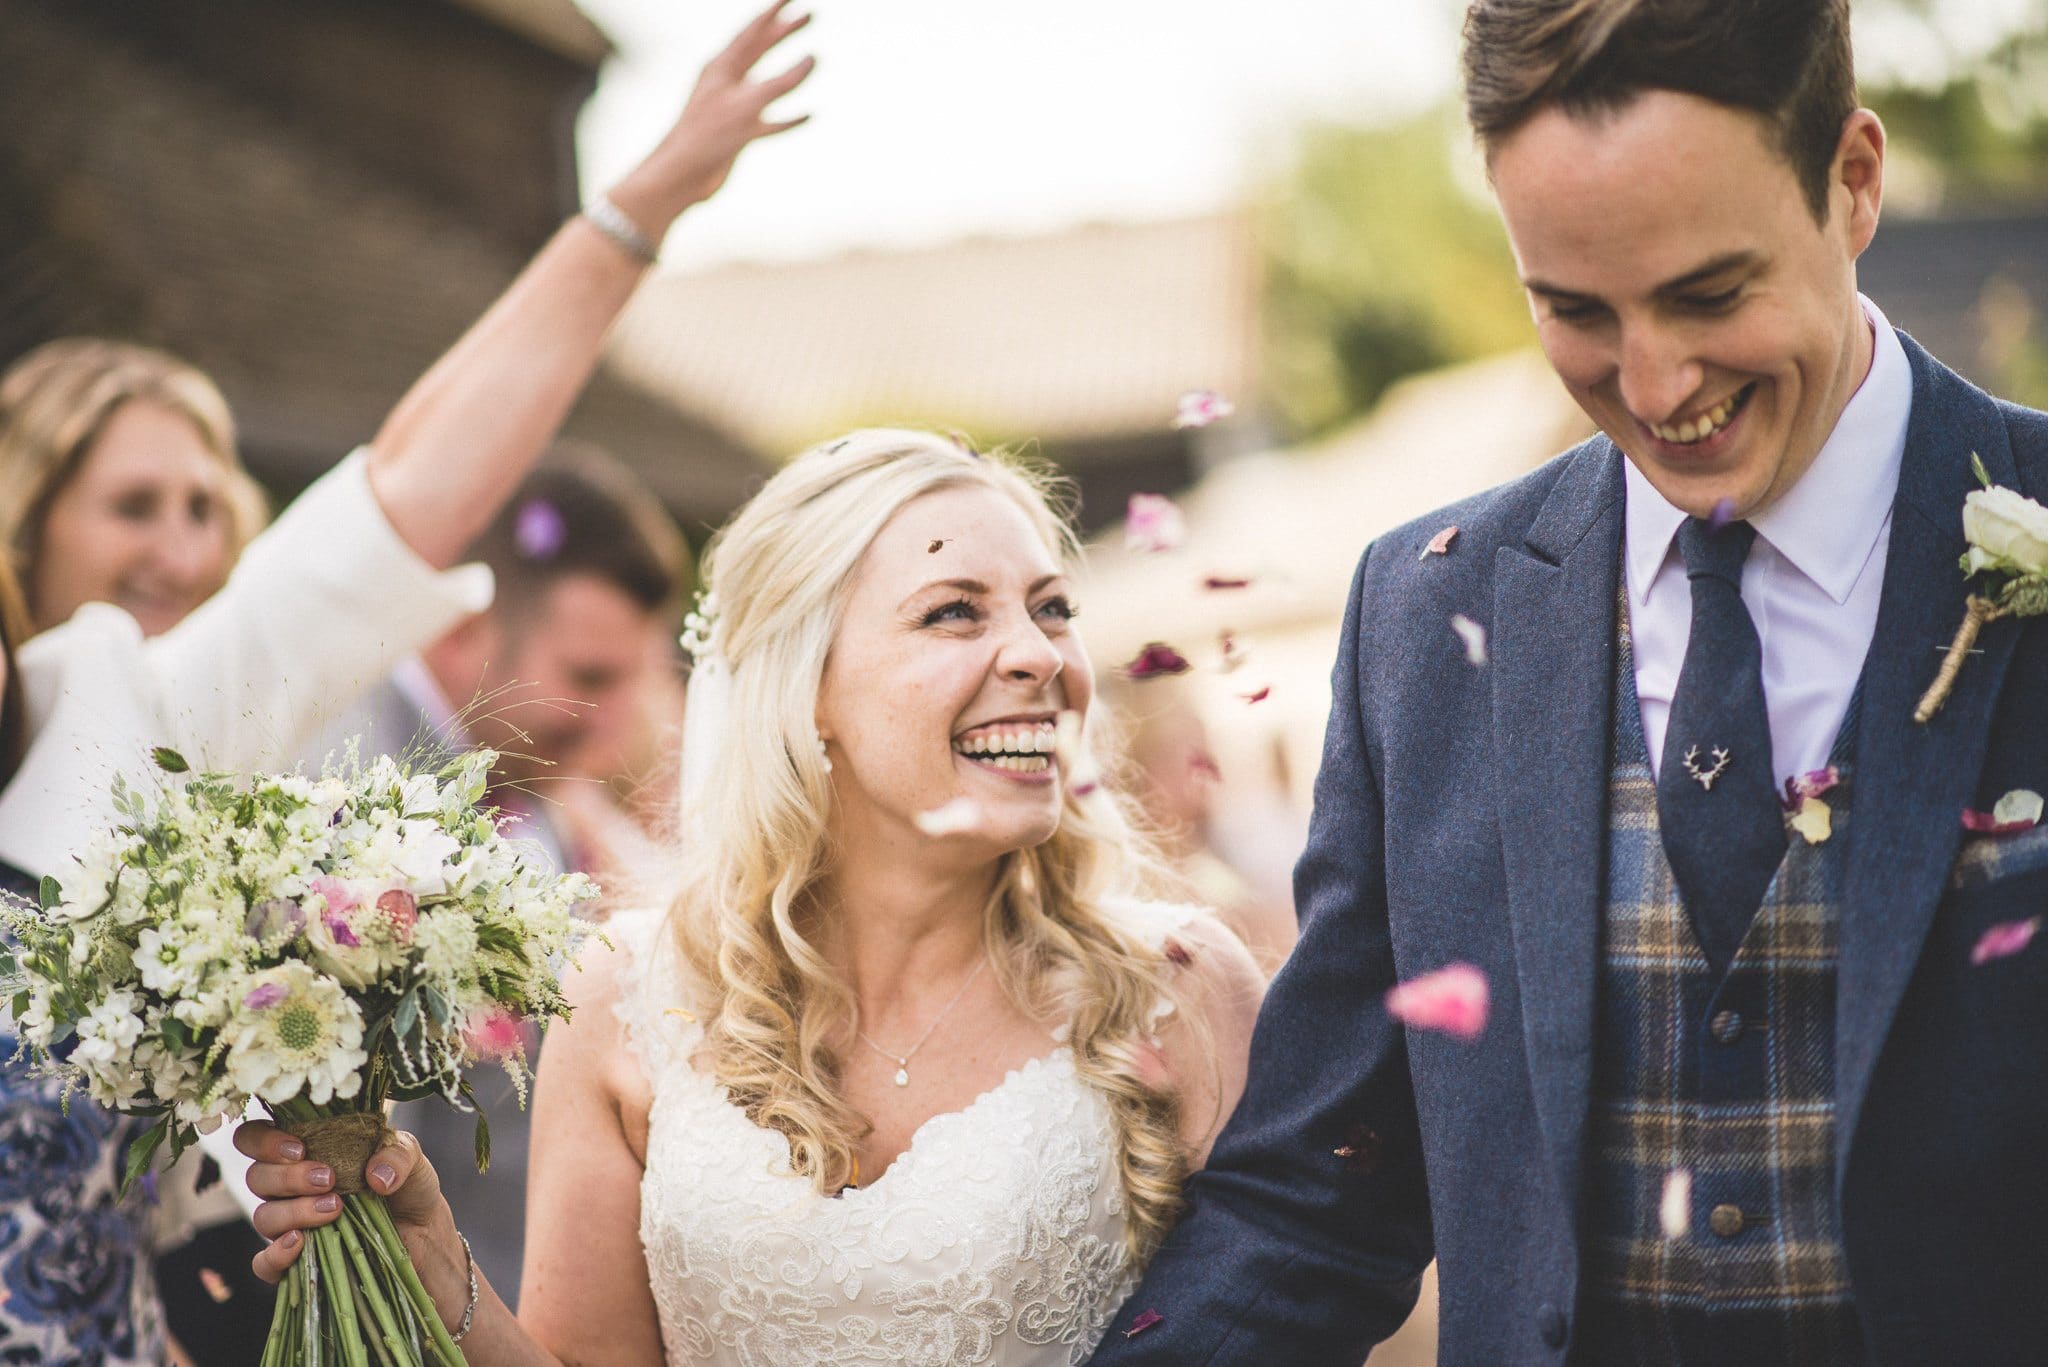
xmin=1087 ymin=548 xmax=1434 ymax=1366
xmin=369 ymin=0 xmax=813 ymax=567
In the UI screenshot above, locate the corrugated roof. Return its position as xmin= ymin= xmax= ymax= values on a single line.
xmin=604 ymin=215 xmax=1262 ymax=457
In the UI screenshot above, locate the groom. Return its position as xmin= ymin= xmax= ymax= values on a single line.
xmin=1091 ymin=1 xmax=2048 ymax=1363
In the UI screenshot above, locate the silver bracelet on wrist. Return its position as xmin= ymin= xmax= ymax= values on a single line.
xmin=452 ymin=1229 xmax=479 ymax=1344
xmin=582 ymin=194 xmax=661 ymax=266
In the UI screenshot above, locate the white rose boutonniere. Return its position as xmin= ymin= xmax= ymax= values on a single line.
xmin=1916 ymin=454 xmax=2048 ymax=722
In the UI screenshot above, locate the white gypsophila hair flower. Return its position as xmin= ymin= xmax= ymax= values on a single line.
xmin=219 ymin=962 xmax=367 ymax=1106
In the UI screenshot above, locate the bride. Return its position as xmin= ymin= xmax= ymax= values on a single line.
xmin=237 ymin=425 xmax=1265 ymax=1363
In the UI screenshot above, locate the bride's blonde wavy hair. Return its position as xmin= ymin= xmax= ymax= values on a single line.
xmin=666 ymin=428 xmax=1194 ymax=1263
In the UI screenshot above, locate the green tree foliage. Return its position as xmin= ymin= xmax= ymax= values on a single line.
xmin=1258 ymin=109 xmax=1531 ymax=439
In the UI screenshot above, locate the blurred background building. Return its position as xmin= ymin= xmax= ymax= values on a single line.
xmin=6 ymin=0 xmax=2048 ymax=1359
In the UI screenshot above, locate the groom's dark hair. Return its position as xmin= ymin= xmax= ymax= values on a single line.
xmin=1461 ymin=0 xmax=1857 ymax=222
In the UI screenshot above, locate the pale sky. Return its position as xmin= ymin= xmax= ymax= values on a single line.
xmin=574 ymin=0 xmax=1466 ymax=268
xmin=572 ymin=0 xmax=2043 ymax=272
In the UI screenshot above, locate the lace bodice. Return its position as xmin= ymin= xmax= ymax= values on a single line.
xmin=612 ymin=905 xmax=1190 ymax=1366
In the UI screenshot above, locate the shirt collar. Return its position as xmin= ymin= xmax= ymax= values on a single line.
xmin=1625 ymin=294 xmax=1912 ymax=606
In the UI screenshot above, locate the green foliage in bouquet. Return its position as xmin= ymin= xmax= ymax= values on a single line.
xmin=0 ymin=745 xmax=600 ymax=1365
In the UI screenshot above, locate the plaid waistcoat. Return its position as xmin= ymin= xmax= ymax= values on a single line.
xmin=1577 ymin=610 xmax=1866 ymax=1365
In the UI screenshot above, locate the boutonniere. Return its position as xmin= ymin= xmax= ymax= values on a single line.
xmin=1914 ymin=454 xmax=2048 ymax=722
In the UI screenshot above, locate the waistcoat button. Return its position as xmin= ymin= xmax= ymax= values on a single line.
xmin=1709 ymin=1202 xmax=1746 ymax=1238
xmin=1710 ymin=1009 xmax=1745 ymax=1043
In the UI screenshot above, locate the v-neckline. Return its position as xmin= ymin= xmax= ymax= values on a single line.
xmin=678 ymin=1044 xmax=1078 ymax=1201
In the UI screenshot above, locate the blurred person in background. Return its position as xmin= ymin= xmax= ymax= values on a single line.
xmin=1111 ymin=677 xmax=1296 ymax=975
xmin=0 ymin=4 xmax=809 ymax=1356
xmin=303 ymin=445 xmax=691 ymax=1310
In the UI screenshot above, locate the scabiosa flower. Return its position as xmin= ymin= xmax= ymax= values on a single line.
xmin=220 ymin=962 xmax=366 ymax=1106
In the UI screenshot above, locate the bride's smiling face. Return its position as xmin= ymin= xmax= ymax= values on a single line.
xmin=816 ymin=483 xmax=1090 ymax=855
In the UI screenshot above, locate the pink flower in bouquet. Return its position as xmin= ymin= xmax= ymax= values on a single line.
xmin=376 ymin=889 xmax=419 ymax=943
xmin=1385 ymin=962 xmax=1490 ymax=1040
xmin=464 ymin=1008 xmax=529 ymax=1061
xmin=1124 ymin=494 xmax=1187 ymax=553
xmin=242 ymin=981 xmax=289 ymax=1012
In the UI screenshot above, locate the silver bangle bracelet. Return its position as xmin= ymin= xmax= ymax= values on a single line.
xmin=452 ymin=1229 xmax=479 ymax=1344
xmin=583 ymin=194 xmax=661 ymax=266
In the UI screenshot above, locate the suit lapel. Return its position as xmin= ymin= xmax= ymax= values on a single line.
xmin=1493 ymin=439 xmax=1626 ymax=1219
xmin=1835 ymin=335 xmax=2021 ymax=1181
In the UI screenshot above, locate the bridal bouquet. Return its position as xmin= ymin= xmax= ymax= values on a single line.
xmin=0 ymin=745 xmax=598 ymax=1366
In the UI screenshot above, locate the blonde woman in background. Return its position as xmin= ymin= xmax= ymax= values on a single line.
xmin=0 ymin=338 xmax=268 ymax=638
xmin=239 ymin=429 xmax=1266 ymax=1364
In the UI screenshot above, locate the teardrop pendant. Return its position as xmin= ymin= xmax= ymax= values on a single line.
xmin=893 ymin=1066 xmax=910 ymax=1087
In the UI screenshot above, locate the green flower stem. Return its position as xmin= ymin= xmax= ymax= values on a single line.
xmin=363 ymin=1192 xmax=469 ymax=1365
xmin=336 ymin=1196 xmax=411 ymax=1367
xmin=320 ymin=1224 xmax=371 ymax=1367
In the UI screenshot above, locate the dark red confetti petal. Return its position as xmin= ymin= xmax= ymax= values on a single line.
xmin=1962 ymin=808 xmax=2038 ymax=836
xmin=1164 ymin=939 xmax=1193 ymax=966
xmin=1125 ymin=1309 xmax=1163 ymax=1337
xmin=1123 ymin=642 xmax=1193 ymax=680
xmin=1204 ymin=576 xmax=1252 ymax=590
xmin=1241 ymin=686 xmax=1271 ymax=704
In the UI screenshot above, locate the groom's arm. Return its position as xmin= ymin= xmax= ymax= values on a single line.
xmin=1090 ymin=547 xmax=1433 ymax=1365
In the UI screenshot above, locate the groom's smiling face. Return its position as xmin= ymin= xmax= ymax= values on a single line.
xmin=1489 ymin=90 xmax=1885 ymax=521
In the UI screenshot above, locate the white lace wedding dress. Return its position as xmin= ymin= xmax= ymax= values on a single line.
xmin=610 ymin=903 xmax=1193 ymax=1366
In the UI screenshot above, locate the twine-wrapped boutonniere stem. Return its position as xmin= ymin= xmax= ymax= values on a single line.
xmin=1916 ymin=454 xmax=2048 ymax=723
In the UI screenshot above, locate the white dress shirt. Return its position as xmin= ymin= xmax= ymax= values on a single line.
xmin=1627 ymin=295 xmax=1912 ymax=788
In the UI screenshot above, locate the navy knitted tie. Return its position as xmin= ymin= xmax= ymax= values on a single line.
xmin=1655 ymin=518 xmax=1787 ymax=971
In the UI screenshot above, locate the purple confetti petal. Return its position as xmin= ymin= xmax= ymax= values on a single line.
xmin=1971 ymin=917 xmax=2040 ymax=966
xmin=1708 ymin=496 xmax=1738 ymax=530
xmin=1124 ymin=1308 xmax=1164 ymax=1338
xmin=514 ymin=499 xmax=567 ymax=559
xmin=1123 ymin=642 xmax=1193 ymax=680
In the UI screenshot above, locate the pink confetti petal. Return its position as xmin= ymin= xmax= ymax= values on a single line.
xmin=1450 ymin=614 xmax=1489 ymax=667
xmin=1172 ymin=389 xmax=1234 ymax=429
xmin=1188 ymin=749 xmax=1221 ymax=782
xmin=513 ymin=499 xmax=566 ymax=559
xmin=1971 ymin=917 xmax=2041 ymax=966
xmin=1203 ymin=576 xmax=1252 ymax=590
xmin=1163 ymin=939 xmax=1193 ymax=967
xmin=1962 ymin=811 xmax=2040 ymax=836
xmin=913 ymin=797 xmax=984 ymax=837
xmin=197 ymin=1268 xmax=233 ymax=1303
xmin=1240 ymin=686 xmax=1271 ymax=704
xmin=1124 ymin=1308 xmax=1164 ymax=1337
xmin=1781 ymin=766 xmax=1841 ymax=809
xmin=1964 ymin=788 xmax=2045 ymax=835
xmin=1659 ymin=1169 xmax=1692 ymax=1240
xmin=1123 ymin=642 xmax=1193 ymax=679
xmin=1384 ymin=962 xmax=1489 ymax=1040
xmin=1708 ymin=496 xmax=1738 ymax=530
xmin=1124 ymin=494 xmax=1187 ymax=553
xmin=1421 ymin=525 xmax=1460 ymax=559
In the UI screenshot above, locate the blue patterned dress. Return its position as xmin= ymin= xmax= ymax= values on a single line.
xmin=0 ymin=859 xmax=164 ymax=1365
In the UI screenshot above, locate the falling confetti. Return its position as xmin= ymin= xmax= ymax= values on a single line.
xmin=1124 ymin=1308 xmax=1164 ymax=1338
xmin=1334 ymin=1123 xmax=1382 ymax=1173
xmin=1963 ymin=788 xmax=2045 ymax=835
xmin=1188 ymin=750 xmax=1222 ymax=782
xmin=1123 ymin=642 xmax=1193 ymax=679
xmin=1385 ymin=962 xmax=1490 ymax=1040
xmin=1240 ymin=686 xmax=1272 ymax=704
xmin=927 ymin=539 xmax=951 ymax=554
xmin=1708 ymin=496 xmax=1738 ymax=530
xmin=1787 ymin=796 xmax=1832 ymax=845
xmin=1781 ymin=767 xmax=1841 ymax=808
xmin=1971 ymin=917 xmax=2041 ymax=966
xmin=1422 ymin=525 xmax=1460 ymax=559
xmin=513 ymin=499 xmax=566 ymax=560
xmin=1203 ymin=575 xmax=1252 ymax=590
xmin=913 ymin=798 xmax=983 ymax=837
xmin=1659 ymin=1169 xmax=1693 ymax=1239
xmin=198 ymin=1268 xmax=233 ymax=1303
xmin=1219 ymin=631 xmax=1248 ymax=673
xmin=1053 ymin=711 xmax=1103 ymax=798
xmin=1124 ymin=493 xmax=1187 ymax=553
xmin=1163 ymin=939 xmax=1193 ymax=967
xmin=1450 ymin=614 xmax=1489 ymax=667
xmin=1172 ymin=389 xmax=1234 ymax=429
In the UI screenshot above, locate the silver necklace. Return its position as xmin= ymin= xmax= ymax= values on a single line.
xmin=855 ymin=956 xmax=988 ymax=1087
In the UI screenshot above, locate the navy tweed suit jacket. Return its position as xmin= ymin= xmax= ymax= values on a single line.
xmin=1087 ymin=333 xmax=2048 ymax=1366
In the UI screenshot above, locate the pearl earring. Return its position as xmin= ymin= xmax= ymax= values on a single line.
xmin=816 ymin=732 xmax=832 ymax=773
